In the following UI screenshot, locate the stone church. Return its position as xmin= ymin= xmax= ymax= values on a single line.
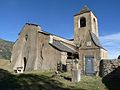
xmin=11 ymin=6 xmax=108 ymax=75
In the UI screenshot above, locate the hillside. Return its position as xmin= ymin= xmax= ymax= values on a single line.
xmin=0 ymin=59 xmax=11 ymax=71
xmin=0 ymin=38 xmax=14 ymax=60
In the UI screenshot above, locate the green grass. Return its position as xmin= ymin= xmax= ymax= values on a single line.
xmin=0 ymin=69 xmax=107 ymax=90
xmin=52 ymin=72 xmax=107 ymax=90
xmin=77 ymin=76 xmax=106 ymax=90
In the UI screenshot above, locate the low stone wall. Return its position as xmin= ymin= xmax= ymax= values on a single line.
xmin=99 ymin=59 xmax=120 ymax=77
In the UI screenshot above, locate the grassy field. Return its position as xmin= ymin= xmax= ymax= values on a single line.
xmin=0 ymin=69 xmax=107 ymax=90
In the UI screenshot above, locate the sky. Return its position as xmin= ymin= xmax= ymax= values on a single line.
xmin=0 ymin=0 xmax=120 ymax=59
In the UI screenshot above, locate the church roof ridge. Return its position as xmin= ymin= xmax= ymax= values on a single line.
xmin=25 ymin=23 xmax=39 ymax=27
xmin=80 ymin=5 xmax=90 ymax=14
xmin=74 ymin=5 xmax=91 ymax=16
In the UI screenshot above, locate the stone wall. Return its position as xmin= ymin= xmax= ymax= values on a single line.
xmin=11 ymin=24 xmax=62 ymax=72
xmin=36 ymin=32 xmax=61 ymax=71
xmin=99 ymin=59 xmax=120 ymax=77
xmin=11 ymin=24 xmax=40 ymax=72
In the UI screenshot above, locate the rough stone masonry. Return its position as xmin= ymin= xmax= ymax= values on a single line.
xmin=99 ymin=59 xmax=120 ymax=77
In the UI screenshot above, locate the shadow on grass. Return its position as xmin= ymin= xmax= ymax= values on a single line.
xmin=0 ymin=69 xmax=85 ymax=90
xmin=102 ymin=66 xmax=120 ymax=90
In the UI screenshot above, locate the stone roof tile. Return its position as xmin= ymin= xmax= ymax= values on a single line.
xmin=50 ymin=40 xmax=76 ymax=53
xmin=91 ymin=32 xmax=102 ymax=47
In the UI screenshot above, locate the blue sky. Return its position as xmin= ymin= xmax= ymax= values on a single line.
xmin=0 ymin=0 xmax=120 ymax=58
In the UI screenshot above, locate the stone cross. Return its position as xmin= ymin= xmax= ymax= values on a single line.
xmin=72 ymin=59 xmax=81 ymax=83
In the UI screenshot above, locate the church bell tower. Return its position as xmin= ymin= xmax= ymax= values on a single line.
xmin=74 ymin=6 xmax=99 ymax=47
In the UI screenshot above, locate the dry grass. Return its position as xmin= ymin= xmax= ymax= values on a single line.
xmin=0 ymin=59 xmax=12 ymax=71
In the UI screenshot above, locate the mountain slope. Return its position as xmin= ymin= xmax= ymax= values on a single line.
xmin=0 ymin=59 xmax=11 ymax=71
xmin=0 ymin=38 xmax=14 ymax=60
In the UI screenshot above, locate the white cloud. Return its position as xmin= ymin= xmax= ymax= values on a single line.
xmin=100 ymin=33 xmax=120 ymax=59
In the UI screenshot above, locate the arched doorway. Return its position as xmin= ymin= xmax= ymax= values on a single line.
xmin=23 ymin=57 xmax=27 ymax=71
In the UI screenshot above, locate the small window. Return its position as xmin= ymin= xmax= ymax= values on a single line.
xmin=25 ymin=34 xmax=28 ymax=41
xmin=93 ymin=18 xmax=97 ymax=35
xmin=93 ymin=18 xmax=96 ymax=22
xmin=80 ymin=17 xmax=86 ymax=27
xmin=93 ymin=18 xmax=96 ymax=29
xmin=87 ymin=41 xmax=92 ymax=47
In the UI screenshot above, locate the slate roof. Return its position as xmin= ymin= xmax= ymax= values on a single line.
xmin=49 ymin=40 xmax=76 ymax=53
xmin=38 ymin=30 xmax=71 ymax=41
xmin=90 ymin=32 xmax=102 ymax=48
xmin=74 ymin=5 xmax=91 ymax=16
